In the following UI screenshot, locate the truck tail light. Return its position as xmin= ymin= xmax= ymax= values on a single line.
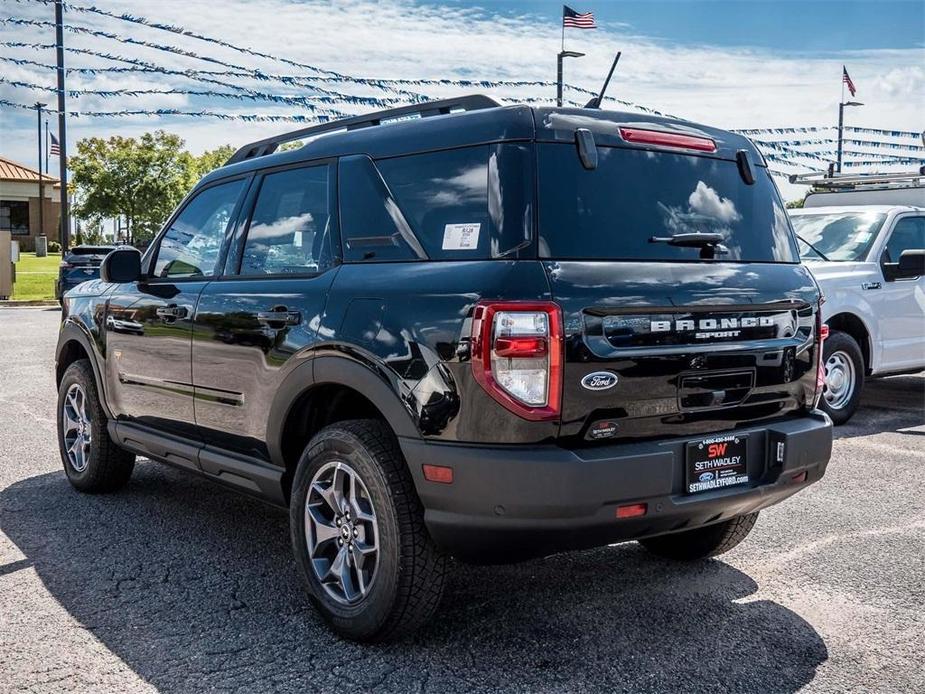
xmin=470 ymin=301 xmax=563 ymax=421
xmin=618 ymin=127 xmax=717 ymax=153
xmin=813 ymin=309 xmax=829 ymax=407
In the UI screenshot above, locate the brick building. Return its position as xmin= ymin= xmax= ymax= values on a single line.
xmin=0 ymin=156 xmax=61 ymax=252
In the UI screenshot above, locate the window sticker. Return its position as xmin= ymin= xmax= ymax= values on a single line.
xmin=442 ymin=223 xmax=481 ymax=250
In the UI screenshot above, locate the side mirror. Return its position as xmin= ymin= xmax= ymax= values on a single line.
xmin=101 ymin=247 xmax=142 ymax=283
xmin=896 ymin=249 xmax=925 ymax=279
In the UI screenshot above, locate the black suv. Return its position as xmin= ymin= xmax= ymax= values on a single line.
xmin=55 ymin=96 xmax=832 ymax=641
xmin=56 ymin=244 xmax=116 ymax=303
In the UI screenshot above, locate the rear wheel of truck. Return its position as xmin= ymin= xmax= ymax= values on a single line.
xmin=290 ymin=419 xmax=447 ymax=642
xmin=819 ymin=330 xmax=864 ymax=425
xmin=639 ymin=512 xmax=759 ymax=560
xmin=57 ymin=359 xmax=135 ymax=492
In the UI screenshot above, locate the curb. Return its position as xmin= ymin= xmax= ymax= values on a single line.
xmin=0 ymin=300 xmax=61 ymax=308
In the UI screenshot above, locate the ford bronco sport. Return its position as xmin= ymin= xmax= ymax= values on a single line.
xmin=55 ymin=96 xmax=832 ymax=641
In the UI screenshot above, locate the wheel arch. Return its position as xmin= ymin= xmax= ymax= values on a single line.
xmin=826 ymin=312 xmax=873 ymax=374
xmin=268 ymin=354 xmax=421 ymax=502
xmin=56 ymin=321 xmax=113 ymax=419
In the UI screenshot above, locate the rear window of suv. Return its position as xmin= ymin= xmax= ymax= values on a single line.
xmin=536 ymin=144 xmax=798 ymax=262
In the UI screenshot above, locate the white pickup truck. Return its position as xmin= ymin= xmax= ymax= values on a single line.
xmin=789 ymin=199 xmax=925 ymax=423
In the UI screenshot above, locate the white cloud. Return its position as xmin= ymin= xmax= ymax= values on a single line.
xmin=688 ymin=181 xmax=741 ymax=223
xmin=877 ymin=65 xmax=925 ymax=98
xmin=1 ymin=0 xmax=922 ymax=204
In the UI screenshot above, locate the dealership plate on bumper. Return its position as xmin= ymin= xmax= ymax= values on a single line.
xmin=686 ymin=434 xmax=748 ymax=494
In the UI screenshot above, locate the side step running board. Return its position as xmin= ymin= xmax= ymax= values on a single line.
xmin=108 ymin=421 xmax=287 ymax=507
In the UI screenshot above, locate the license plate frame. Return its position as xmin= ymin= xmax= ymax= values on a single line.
xmin=686 ymin=434 xmax=748 ymax=494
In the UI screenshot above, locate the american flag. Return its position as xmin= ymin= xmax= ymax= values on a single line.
xmin=842 ymin=66 xmax=857 ymax=97
xmin=49 ymin=132 xmax=60 ymax=156
xmin=563 ymin=5 xmax=596 ymax=29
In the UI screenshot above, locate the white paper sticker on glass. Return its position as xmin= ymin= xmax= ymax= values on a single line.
xmin=442 ymin=223 xmax=481 ymax=250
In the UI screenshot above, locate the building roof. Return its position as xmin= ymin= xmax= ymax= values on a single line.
xmin=0 ymin=156 xmax=59 ymax=183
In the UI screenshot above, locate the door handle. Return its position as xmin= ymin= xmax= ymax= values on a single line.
xmin=257 ymin=309 xmax=301 ymax=327
xmin=156 ymin=305 xmax=187 ymax=320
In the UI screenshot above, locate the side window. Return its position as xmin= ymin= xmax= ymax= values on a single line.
xmin=882 ymin=217 xmax=925 ymax=264
xmin=339 ymin=155 xmax=425 ymax=262
xmin=240 ymin=165 xmax=333 ymax=275
xmin=339 ymin=145 xmax=532 ymax=262
xmin=152 ymin=179 xmax=246 ymax=278
xmin=376 ymin=146 xmax=491 ymax=259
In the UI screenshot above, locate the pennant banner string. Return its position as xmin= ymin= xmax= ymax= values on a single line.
xmin=0 ymin=43 xmax=425 ymax=108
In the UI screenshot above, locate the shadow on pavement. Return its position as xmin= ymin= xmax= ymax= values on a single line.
xmin=1 ymin=463 xmax=827 ymax=693
xmin=834 ymin=374 xmax=924 ymax=441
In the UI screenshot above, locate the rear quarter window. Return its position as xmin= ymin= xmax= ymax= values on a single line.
xmin=339 ymin=145 xmax=532 ymax=261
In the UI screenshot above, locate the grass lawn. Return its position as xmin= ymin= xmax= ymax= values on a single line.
xmin=11 ymin=252 xmax=61 ymax=301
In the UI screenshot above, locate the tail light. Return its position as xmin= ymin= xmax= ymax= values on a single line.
xmin=813 ymin=305 xmax=829 ymax=408
xmin=59 ymin=260 xmax=73 ymax=269
xmin=470 ymin=301 xmax=562 ymax=421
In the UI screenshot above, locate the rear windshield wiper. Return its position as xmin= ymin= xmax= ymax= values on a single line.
xmin=795 ymin=233 xmax=830 ymax=261
xmin=649 ymin=232 xmax=729 ymax=254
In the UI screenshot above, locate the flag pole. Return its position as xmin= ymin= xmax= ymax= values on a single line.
xmin=35 ymin=103 xmax=46 ymax=245
xmin=558 ymin=7 xmax=565 ymax=106
xmin=55 ymin=0 xmax=70 ymax=252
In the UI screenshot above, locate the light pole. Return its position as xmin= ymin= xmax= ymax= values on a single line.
xmin=35 ymin=102 xmax=47 ymax=244
xmin=557 ymin=50 xmax=585 ymax=107
xmin=836 ymin=100 xmax=863 ymax=173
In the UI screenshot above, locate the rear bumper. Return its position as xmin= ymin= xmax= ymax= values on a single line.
xmin=400 ymin=412 xmax=832 ymax=562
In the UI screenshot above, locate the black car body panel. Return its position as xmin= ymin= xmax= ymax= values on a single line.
xmin=56 ymin=99 xmax=831 ymax=559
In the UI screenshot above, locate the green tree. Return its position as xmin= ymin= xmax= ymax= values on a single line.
xmin=70 ymin=131 xmax=197 ymax=244
xmin=193 ymin=144 xmax=236 ymax=178
xmin=786 ymin=195 xmax=806 ymax=209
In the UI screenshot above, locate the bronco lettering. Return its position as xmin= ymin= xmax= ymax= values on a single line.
xmin=650 ymin=316 xmax=776 ymax=333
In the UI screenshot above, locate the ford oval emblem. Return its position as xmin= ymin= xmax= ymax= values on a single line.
xmin=699 ymin=471 xmax=715 ymax=482
xmin=581 ymin=371 xmax=619 ymax=391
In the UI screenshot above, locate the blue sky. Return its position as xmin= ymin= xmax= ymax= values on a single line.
xmin=447 ymin=0 xmax=925 ymax=52
xmin=1 ymin=0 xmax=922 ymax=201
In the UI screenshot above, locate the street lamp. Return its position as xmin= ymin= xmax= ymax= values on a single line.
xmin=557 ymin=50 xmax=585 ymax=107
xmin=836 ymin=100 xmax=863 ymax=173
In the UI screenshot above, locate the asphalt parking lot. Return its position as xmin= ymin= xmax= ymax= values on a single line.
xmin=1 ymin=306 xmax=923 ymax=694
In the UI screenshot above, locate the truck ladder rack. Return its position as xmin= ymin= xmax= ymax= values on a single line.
xmin=789 ymin=169 xmax=925 ymax=190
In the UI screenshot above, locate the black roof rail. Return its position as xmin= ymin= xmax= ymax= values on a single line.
xmin=225 ymin=94 xmax=502 ymax=166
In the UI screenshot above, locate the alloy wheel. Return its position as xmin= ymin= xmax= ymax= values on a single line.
xmin=304 ymin=461 xmax=380 ymax=605
xmin=62 ymin=383 xmax=92 ymax=472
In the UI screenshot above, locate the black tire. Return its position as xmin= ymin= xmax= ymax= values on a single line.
xmin=639 ymin=512 xmax=759 ymax=560
xmin=290 ymin=419 xmax=447 ymax=642
xmin=819 ymin=330 xmax=865 ymax=425
xmin=56 ymin=359 xmax=135 ymax=492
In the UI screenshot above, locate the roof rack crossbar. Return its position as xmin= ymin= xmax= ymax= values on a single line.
xmin=225 ymin=94 xmax=502 ymax=166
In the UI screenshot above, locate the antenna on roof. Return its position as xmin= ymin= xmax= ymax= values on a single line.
xmin=584 ymin=51 xmax=621 ymax=109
